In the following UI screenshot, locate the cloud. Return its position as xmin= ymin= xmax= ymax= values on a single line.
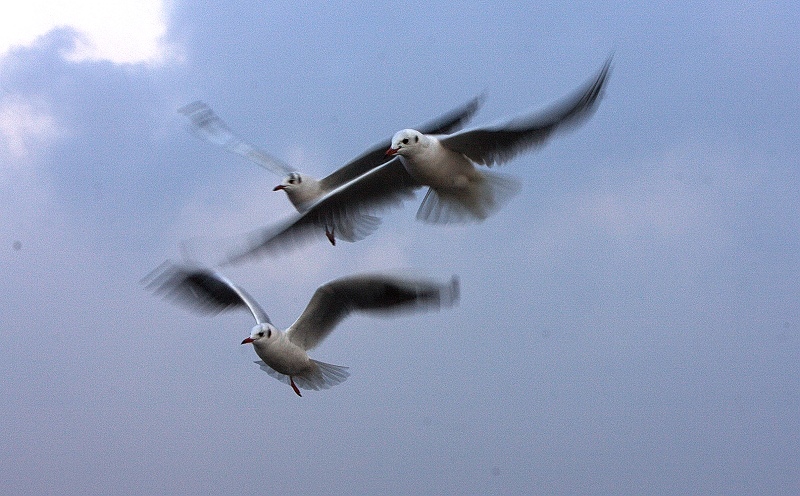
xmin=0 ymin=94 xmax=63 ymax=165
xmin=0 ymin=0 xmax=177 ymax=65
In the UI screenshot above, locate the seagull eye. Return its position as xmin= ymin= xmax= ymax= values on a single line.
xmin=402 ymin=138 xmax=409 ymax=144
xmin=258 ymin=331 xmax=265 ymax=337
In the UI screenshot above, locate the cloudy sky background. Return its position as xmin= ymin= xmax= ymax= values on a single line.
xmin=2 ymin=1 xmax=798 ymax=494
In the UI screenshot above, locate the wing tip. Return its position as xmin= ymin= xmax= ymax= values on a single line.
xmin=447 ymin=275 xmax=461 ymax=307
xmin=177 ymin=100 xmax=208 ymax=116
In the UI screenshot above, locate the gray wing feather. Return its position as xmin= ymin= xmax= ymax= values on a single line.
xmin=143 ymin=261 xmax=271 ymax=324
xmin=439 ymin=57 xmax=611 ymax=167
xmin=286 ymin=274 xmax=460 ymax=351
xmin=179 ymin=101 xmax=294 ymax=177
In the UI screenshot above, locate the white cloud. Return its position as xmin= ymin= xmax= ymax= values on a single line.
xmin=0 ymin=94 xmax=63 ymax=164
xmin=0 ymin=0 xmax=176 ymax=65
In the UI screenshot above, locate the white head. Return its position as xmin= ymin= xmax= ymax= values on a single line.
xmin=386 ymin=129 xmax=426 ymax=157
xmin=241 ymin=322 xmax=280 ymax=346
xmin=273 ymin=172 xmax=304 ymax=193
xmin=273 ymin=172 xmax=321 ymax=208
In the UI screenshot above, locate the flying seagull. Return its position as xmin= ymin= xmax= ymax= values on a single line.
xmin=179 ymin=96 xmax=483 ymax=244
xmin=145 ymin=262 xmax=459 ymax=396
xmin=385 ymin=56 xmax=612 ymax=222
xmin=218 ymin=56 xmax=612 ymax=264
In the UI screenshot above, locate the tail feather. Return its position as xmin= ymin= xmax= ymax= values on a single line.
xmin=330 ymin=212 xmax=381 ymax=243
xmin=255 ymin=360 xmax=350 ymax=392
xmin=416 ymin=171 xmax=520 ymax=224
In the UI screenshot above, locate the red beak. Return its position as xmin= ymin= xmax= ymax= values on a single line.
xmin=241 ymin=337 xmax=254 ymax=344
xmin=385 ymin=147 xmax=398 ymax=156
xmin=273 ymin=184 xmax=286 ymax=191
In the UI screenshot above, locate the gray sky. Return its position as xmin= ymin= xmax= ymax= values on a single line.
xmin=2 ymin=1 xmax=799 ymax=495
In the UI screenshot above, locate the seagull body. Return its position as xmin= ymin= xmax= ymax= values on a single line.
xmin=146 ymin=263 xmax=459 ymax=396
xmin=396 ymin=135 xmax=476 ymax=188
xmin=220 ymin=56 xmax=612 ymax=263
xmin=386 ymin=131 xmax=513 ymax=222
xmin=179 ymin=96 xmax=482 ymax=244
xmin=241 ymin=326 xmax=344 ymax=397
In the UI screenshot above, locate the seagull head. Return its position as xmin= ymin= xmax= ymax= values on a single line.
xmin=241 ymin=323 xmax=280 ymax=345
xmin=273 ymin=172 xmax=322 ymax=209
xmin=386 ymin=129 xmax=423 ymax=156
xmin=273 ymin=172 xmax=304 ymax=192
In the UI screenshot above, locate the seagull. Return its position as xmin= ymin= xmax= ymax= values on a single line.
xmin=145 ymin=263 xmax=459 ymax=396
xmin=385 ymin=56 xmax=612 ymax=223
xmin=179 ymin=96 xmax=483 ymax=245
xmin=217 ymin=56 xmax=612 ymax=264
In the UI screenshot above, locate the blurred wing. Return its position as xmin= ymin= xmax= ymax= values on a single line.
xmin=417 ymin=93 xmax=485 ymax=135
xmin=143 ymin=261 xmax=271 ymax=324
xmin=439 ymin=57 xmax=611 ymax=167
xmin=222 ymin=158 xmax=420 ymax=264
xmin=318 ymin=94 xmax=484 ymax=191
xmin=179 ymin=101 xmax=293 ymax=177
xmin=286 ymin=274 xmax=460 ymax=350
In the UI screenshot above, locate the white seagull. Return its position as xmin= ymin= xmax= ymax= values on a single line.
xmin=146 ymin=263 xmax=459 ymax=396
xmin=385 ymin=56 xmax=612 ymax=223
xmin=179 ymin=96 xmax=482 ymax=245
xmin=218 ymin=57 xmax=612 ymax=264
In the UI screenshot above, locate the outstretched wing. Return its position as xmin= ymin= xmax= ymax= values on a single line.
xmin=439 ymin=56 xmax=611 ymax=167
xmin=144 ymin=261 xmax=271 ymax=324
xmin=179 ymin=101 xmax=294 ymax=177
xmin=222 ymin=158 xmax=420 ymax=264
xmin=318 ymin=94 xmax=484 ymax=191
xmin=286 ymin=274 xmax=460 ymax=351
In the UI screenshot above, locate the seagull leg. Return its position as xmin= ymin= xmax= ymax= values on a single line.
xmin=325 ymin=227 xmax=336 ymax=246
xmin=290 ymin=377 xmax=302 ymax=397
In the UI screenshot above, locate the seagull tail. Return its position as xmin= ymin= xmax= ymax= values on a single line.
xmin=302 ymin=359 xmax=351 ymax=390
xmin=416 ymin=171 xmax=521 ymax=224
xmin=255 ymin=360 xmax=350 ymax=392
xmin=330 ymin=212 xmax=381 ymax=243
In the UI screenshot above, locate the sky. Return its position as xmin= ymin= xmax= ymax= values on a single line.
xmin=1 ymin=1 xmax=799 ymax=495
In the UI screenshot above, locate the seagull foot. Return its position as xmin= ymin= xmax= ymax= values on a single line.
xmin=290 ymin=377 xmax=302 ymax=397
xmin=325 ymin=228 xmax=336 ymax=246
